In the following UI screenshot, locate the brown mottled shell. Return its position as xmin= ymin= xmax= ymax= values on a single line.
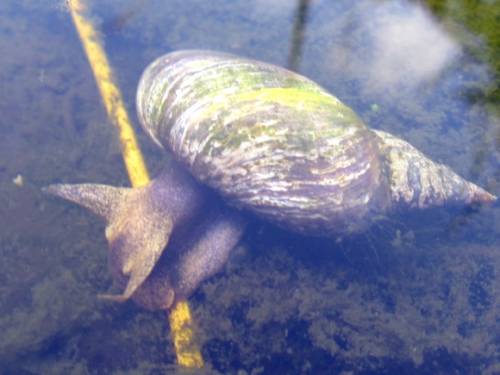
xmin=137 ymin=50 xmax=495 ymax=236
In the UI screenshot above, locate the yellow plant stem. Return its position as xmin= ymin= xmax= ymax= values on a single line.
xmin=67 ymin=0 xmax=203 ymax=368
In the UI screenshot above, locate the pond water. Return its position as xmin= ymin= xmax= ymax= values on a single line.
xmin=0 ymin=0 xmax=499 ymax=373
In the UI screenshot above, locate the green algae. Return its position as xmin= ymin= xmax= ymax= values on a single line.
xmin=424 ymin=0 xmax=500 ymax=106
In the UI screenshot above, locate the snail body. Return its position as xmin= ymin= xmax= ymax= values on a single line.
xmin=46 ymin=50 xmax=496 ymax=310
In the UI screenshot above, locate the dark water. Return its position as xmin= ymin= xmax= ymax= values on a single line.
xmin=0 ymin=0 xmax=499 ymax=374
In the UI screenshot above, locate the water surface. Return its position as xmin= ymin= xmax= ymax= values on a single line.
xmin=0 ymin=0 xmax=499 ymax=373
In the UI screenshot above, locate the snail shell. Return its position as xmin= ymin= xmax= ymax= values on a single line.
xmin=137 ymin=50 xmax=495 ymax=236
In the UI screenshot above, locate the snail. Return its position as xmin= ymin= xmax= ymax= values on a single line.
xmin=45 ymin=50 xmax=496 ymax=310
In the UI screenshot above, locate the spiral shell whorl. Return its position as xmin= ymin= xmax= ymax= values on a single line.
xmin=374 ymin=130 xmax=495 ymax=207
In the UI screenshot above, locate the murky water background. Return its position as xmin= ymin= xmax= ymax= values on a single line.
xmin=0 ymin=0 xmax=499 ymax=373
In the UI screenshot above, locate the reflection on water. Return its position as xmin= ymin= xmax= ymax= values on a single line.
xmin=287 ymin=0 xmax=311 ymax=71
xmin=367 ymin=4 xmax=460 ymax=89
xmin=0 ymin=0 xmax=498 ymax=373
xmin=101 ymin=0 xmax=147 ymax=35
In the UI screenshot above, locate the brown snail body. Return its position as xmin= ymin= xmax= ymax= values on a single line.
xmin=46 ymin=50 xmax=496 ymax=310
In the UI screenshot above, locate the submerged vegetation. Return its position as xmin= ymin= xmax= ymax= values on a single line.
xmin=424 ymin=0 xmax=500 ymax=106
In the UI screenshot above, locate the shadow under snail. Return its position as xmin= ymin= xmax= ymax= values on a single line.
xmin=45 ymin=50 xmax=496 ymax=310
